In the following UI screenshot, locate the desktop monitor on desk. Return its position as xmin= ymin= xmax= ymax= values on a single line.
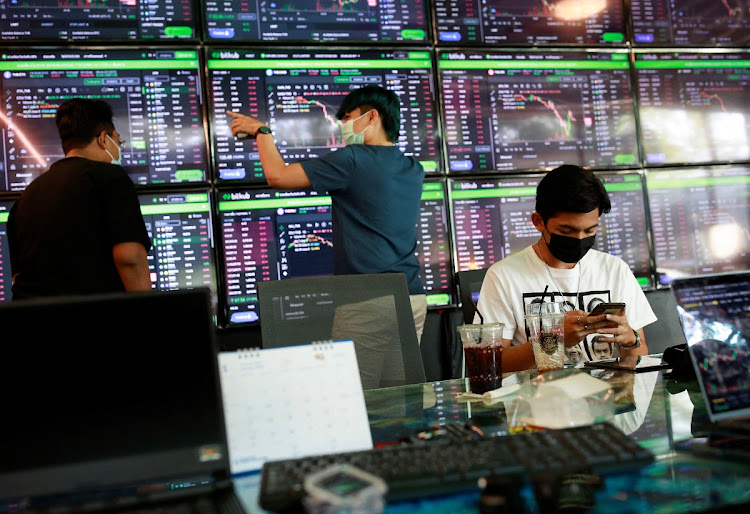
xmin=0 ymin=288 xmax=229 ymax=505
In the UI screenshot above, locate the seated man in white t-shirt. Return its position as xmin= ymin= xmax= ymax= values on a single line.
xmin=475 ymin=164 xmax=656 ymax=372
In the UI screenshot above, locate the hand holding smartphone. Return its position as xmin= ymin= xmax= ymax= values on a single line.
xmin=588 ymin=302 xmax=626 ymax=316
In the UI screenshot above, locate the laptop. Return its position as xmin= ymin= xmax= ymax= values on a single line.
xmin=0 ymin=289 xmax=247 ymax=513
xmin=671 ymin=273 xmax=750 ymax=458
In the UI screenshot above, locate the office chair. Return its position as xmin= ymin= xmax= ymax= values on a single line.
xmin=455 ymin=268 xmax=489 ymax=325
xmin=258 ymin=273 xmax=426 ymax=390
xmin=642 ymin=287 xmax=688 ymax=354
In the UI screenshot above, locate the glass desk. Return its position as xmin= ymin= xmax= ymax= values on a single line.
xmin=234 ymin=364 xmax=750 ymax=513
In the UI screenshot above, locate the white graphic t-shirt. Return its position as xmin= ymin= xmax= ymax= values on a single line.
xmin=475 ymin=245 xmax=657 ymax=364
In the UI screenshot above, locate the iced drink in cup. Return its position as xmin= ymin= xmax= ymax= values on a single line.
xmin=458 ymin=323 xmax=504 ymax=394
xmin=525 ymin=302 xmax=566 ymax=372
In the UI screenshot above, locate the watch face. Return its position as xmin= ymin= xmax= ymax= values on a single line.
xmin=257 ymin=126 xmax=272 ymax=135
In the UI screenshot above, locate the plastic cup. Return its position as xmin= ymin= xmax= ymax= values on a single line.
xmin=458 ymin=323 xmax=504 ymax=394
xmin=525 ymin=302 xmax=566 ymax=373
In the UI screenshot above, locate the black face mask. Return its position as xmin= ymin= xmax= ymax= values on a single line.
xmin=544 ymin=229 xmax=596 ymax=264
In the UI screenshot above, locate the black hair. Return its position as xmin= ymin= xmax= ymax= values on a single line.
xmin=336 ymin=85 xmax=401 ymax=143
xmin=56 ymin=98 xmax=116 ymax=154
xmin=535 ymin=165 xmax=611 ymax=222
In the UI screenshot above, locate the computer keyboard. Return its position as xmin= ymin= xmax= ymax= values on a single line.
xmin=260 ymin=422 xmax=653 ymax=512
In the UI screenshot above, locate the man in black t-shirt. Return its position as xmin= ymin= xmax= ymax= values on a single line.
xmin=8 ymin=98 xmax=152 ymax=300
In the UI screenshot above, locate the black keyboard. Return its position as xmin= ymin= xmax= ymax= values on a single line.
xmin=260 ymin=422 xmax=653 ymax=512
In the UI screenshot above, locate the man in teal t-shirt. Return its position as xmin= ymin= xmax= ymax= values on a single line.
xmin=227 ymin=85 xmax=427 ymax=342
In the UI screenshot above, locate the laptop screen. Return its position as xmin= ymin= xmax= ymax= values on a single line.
xmin=0 ymin=289 xmax=229 ymax=503
xmin=671 ymin=273 xmax=750 ymax=422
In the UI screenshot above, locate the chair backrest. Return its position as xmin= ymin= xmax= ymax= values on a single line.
xmin=456 ymin=268 xmax=489 ymax=325
xmin=258 ymin=273 xmax=425 ymax=389
xmin=642 ymin=287 xmax=688 ymax=354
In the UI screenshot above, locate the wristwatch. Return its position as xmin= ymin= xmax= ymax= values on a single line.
xmin=621 ymin=329 xmax=641 ymax=350
xmin=254 ymin=126 xmax=272 ymax=137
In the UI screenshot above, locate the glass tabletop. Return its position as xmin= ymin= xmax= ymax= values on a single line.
xmin=236 ymin=363 xmax=750 ymax=513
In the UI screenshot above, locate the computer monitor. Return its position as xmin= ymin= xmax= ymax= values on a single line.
xmin=0 ymin=0 xmax=198 ymax=41
xmin=217 ymin=181 xmax=454 ymax=325
xmin=137 ymin=190 xmax=218 ymax=302
xmin=0 ymin=48 xmax=209 ymax=191
xmin=0 ymin=288 xmax=228 ymax=501
xmin=437 ymin=49 xmax=638 ymax=173
xmin=0 ymin=199 xmax=12 ymax=303
xmin=635 ymin=50 xmax=750 ymax=166
xmin=433 ymin=0 xmax=627 ymax=45
xmin=646 ymin=165 xmax=750 ymax=285
xmin=672 ymin=272 xmax=750 ymax=422
xmin=206 ymin=47 xmax=441 ymax=183
xmin=203 ymin=0 xmax=429 ymax=43
xmin=631 ymin=0 xmax=750 ymax=45
xmin=449 ymin=171 xmax=653 ymax=287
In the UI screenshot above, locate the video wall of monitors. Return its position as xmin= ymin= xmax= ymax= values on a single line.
xmin=0 ymin=200 xmax=11 ymax=302
xmin=449 ymin=171 xmax=654 ymax=287
xmin=646 ymin=165 xmax=750 ymax=285
xmin=216 ymin=181 xmax=453 ymax=325
xmin=1 ymin=1 xmax=750 ymax=322
xmin=635 ymin=50 xmax=750 ymax=166
xmin=207 ymin=47 xmax=441 ymax=183
xmin=0 ymin=48 xmax=208 ymax=191
xmin=437 ymin=49 xmax=638 ymax=173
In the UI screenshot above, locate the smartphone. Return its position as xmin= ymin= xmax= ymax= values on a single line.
xmin=584 ymin=356 xmax=671 ymax=373
xmin=588 ymin=302 xmax=626 ymax=316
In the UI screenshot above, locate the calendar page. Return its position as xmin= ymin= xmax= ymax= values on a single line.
xmin=218 ymin=340 xmax=374 ymax=474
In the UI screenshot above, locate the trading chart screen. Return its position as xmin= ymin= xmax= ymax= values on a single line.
xmin=672 ymin=274 xmax=750 ymax=420
xmin=217 ymin=182 xmax=453 ymax=325
xmin=635 ymin=51 xmax=750 ymax=166
xmin=647 ymin=166 xmax=750 ymax=285
xmin=631 ymin=0 xmax=750 ymax=46
xmin=0 ymin=48 xmax=209 ymax=191
xmin=0 ymin=199 xmax=12 ymax=303
xmin=434 ymin=0 xmax=626 ymax=45
xmin=207 ymin=48 xmax=441 ymax=183
xmin=438 ymin=49 xmax=638 ymax=173
xmin=203 ymin=0 xmax=428 ymax=43
xmin=449 ymin=172 xmax=653 ymax=287
xmin=0 ymin=0 xmax=196 ymax=41
xmin=138 ymin=191 xmax=217 ymax=300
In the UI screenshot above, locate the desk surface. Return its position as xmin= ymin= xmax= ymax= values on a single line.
xmin=235 ymin=365 xmax=750 ymax=513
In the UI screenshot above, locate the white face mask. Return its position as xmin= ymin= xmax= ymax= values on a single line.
xmin=340 ymin=112 xmax=370 ymax=145
xmin=105 ymin=134 xmax=122 ymax=165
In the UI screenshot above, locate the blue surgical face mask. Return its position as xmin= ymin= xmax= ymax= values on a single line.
xmin=340 ymin=112 xmax=370 ymax=145
xmin=105 ymin=134 xmax=121 ymax=165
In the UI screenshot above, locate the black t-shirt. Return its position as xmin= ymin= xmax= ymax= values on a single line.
xmin=8 ymin=157 xmax=151 ymax=299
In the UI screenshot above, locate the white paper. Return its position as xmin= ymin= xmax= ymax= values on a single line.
xmin=218 ymin=340 xmax=373 ymax=474
xmin=539 ymin=372 xmax=612 ymax=400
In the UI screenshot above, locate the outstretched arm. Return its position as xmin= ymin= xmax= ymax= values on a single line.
xmin=226 ymin=110 xmax=312 ymax=190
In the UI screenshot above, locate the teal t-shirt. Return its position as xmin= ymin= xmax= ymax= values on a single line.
xmin=301 ymin=144 xmax=425 ymax=295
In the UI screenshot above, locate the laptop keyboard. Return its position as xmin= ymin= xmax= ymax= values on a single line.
xmin=260 ymin=422 xmax=654 ymax=512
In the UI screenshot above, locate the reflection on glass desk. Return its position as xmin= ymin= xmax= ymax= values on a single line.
xmin=235 ymin=364 xmax=750 ymax=513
